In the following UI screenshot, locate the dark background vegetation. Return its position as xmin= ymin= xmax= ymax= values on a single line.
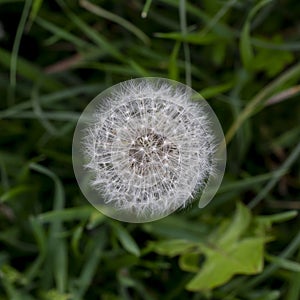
xmin=0 ymin=0 xmax=300 ymax=299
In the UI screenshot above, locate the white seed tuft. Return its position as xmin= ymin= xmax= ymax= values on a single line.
xmin=72 ymin=78 xmax=226 ymax=222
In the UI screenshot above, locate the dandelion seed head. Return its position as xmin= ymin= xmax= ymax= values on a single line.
xmin=72 ymin=78 xmax=226 ymax=222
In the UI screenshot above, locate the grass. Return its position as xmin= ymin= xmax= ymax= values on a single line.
xmin=0 ymin=0 xmax=300 ymax=299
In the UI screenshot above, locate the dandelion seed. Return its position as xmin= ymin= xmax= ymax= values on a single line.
xmin=72 ymin=78 xmax=226 ymax=223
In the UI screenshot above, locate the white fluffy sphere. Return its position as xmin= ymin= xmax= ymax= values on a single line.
xmin=72 ymin=78 xmax=226 ymax=222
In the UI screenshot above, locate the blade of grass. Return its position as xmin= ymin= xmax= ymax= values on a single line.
xmin=286 ymin=250 xmax=300 ymax=300
xmin=179 ymin=0 xmax=191 ymax=87
xmin=201 ymin=0 xmax=238 ymax=36
xmin=200 ymin=81 xmax=234 ymax=99
xmin=38 ymin=206 xmax=93 ymax=223
xmin=248 ymin=141 xmax=300 ymax=208
xmin=1 ymin=111 xmax=81 ymax=121
xmin=56 ymin=0 xmax=125 ymax=62
xmin=0 ymin=47 xmax=64 ymax=92
xmin=24 ymin=217 xmax=47 ymax=282
xmin=168 ymin=41 xmax=181 ymax=81
xmin=219 ymin=169 xmax=287 ymax=194
xmin=160 ymin=0 xmax=234 ymax=38
xmin=0 ymin=185 xmax=32 ymax=203
xmin=110 ymin=221 xmax=141 ymax=257
xmin=27 ymin=0 xmax=43 ymax=29
xmin=79 ymin=0 xmax=151 ymax=45
xmin=154 ymin=31 xmax=220 ymax=45
xmin=0 ymin=84 xmax=101 ymax=119
xmin=77 ymin=62 xmax=148 ymax=76
xmin=239 ymin=0 xmax=273 ymax=69
xmin=141 ymin=0 xmax=153 ymax=18
xmin=71 ymin=230 xmax=106 ymax=300
xmin=265 ymin=85 xmax=300 ymax=106
xmin=29 ymin=163 xmax=66 ymax=291
xmin=10 ymin=0 xmax=32 ymax=101
xmin=226 ymin=61 xmax=300 ymax=144
xmin=265 ymin=254 xmax=300 ymax=272
xmin=35 ymin=16 xmax=93 ymax=49
xmin=31 ymin=85 xmax=59 ymax=136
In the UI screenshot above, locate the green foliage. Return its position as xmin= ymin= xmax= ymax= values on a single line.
xmin=149 ymin=203 xmax=296 ymax=292
xmin=0 ymin=0 xmax=300 ymax=299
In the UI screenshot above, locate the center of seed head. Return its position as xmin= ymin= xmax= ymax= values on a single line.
xmin=128 ymin=129 xmax=178 ymax=176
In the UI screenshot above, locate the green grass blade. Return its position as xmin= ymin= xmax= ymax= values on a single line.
xmin=35 ymin=16 xmax=93 ymax=49
xmin=179 ymin=0 xmax=191 ymax=86
xmin=10 ymin=0 xmax=32 ymax=96
xmin=71 ymin=230 xmax=106 ymax=300
xmin=248 ymin=141 xmax=300 ymax=208
xmin=226 ymin=61 xmax=300 ymax=143
xmin=63 ymin=8 xmax=125 ymax=62
xmin=0 ymin=47 xmax=64 ymax=92
xmin=168 ymin=41 xmax=181 ymax=81
xmin=141 ymin=0 xmax=153 ymax=18
xmin=38 ymin=206 xmax=93 ymax=223
xmin=80 ymin=0 xmax=151 ymax=45
xmin=111 ymin=222 xmax=141 ymax=257
xmin=240 ymin=0 xmax=273 ymax=69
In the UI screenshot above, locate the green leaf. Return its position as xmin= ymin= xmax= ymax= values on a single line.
xmin=0 ymin=185 xmax=32 ymax=203
xmin=256 ymin=211 xmax=298 ymax=230
xmin=149 ymin=239 xmax=199 ymax=257
xmin=239 ymin=0 xmax=274 ymax=69
xmin=29 ymin=0 xmax=43 ymax=24
xmin=186 ymin=237 xmax=265 ymax=291
xmin=41 ymin=289 xmax=71 ymax=300
xmin=70 ymin=231 xmax=106 ymax=300
xmin=79 ymin=0 xmax=150 ymax=45
xmin=0 ymin=47 xmax=63 ymax=92
xmin=168 ymin=41 xmax=181 ymax=81
xmin=200 ymin=81 xmax=234 ymax=99
xmin=111 ymin=222 xmax=141 ymax=257
xmin=265 ymin=254 xmax=300 ymax=273
xmin=217 ymin=202 xmax=251 ymax=247
xmin=38 ymin=206 xmax=93 ymax=223
xmin=155 ymin=32 xmax=220 ymax=45
xmin=179 ymin=252 xmax=202 ymax=273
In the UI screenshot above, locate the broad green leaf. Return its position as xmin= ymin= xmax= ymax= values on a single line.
xmin=186 ymin=237 xmax=265 ymax=291
xmin=179 ymin=252 xmax=202 ymax=273
xmin=217 ymin=202 xmax=251 ymax=247
xmin=251 ymin=45 xmax=294 ymax=77
xmin=149 ymin=239 xmax=199 ymax=257
xmin=40 ymin=289 xmax=71 ymax=300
